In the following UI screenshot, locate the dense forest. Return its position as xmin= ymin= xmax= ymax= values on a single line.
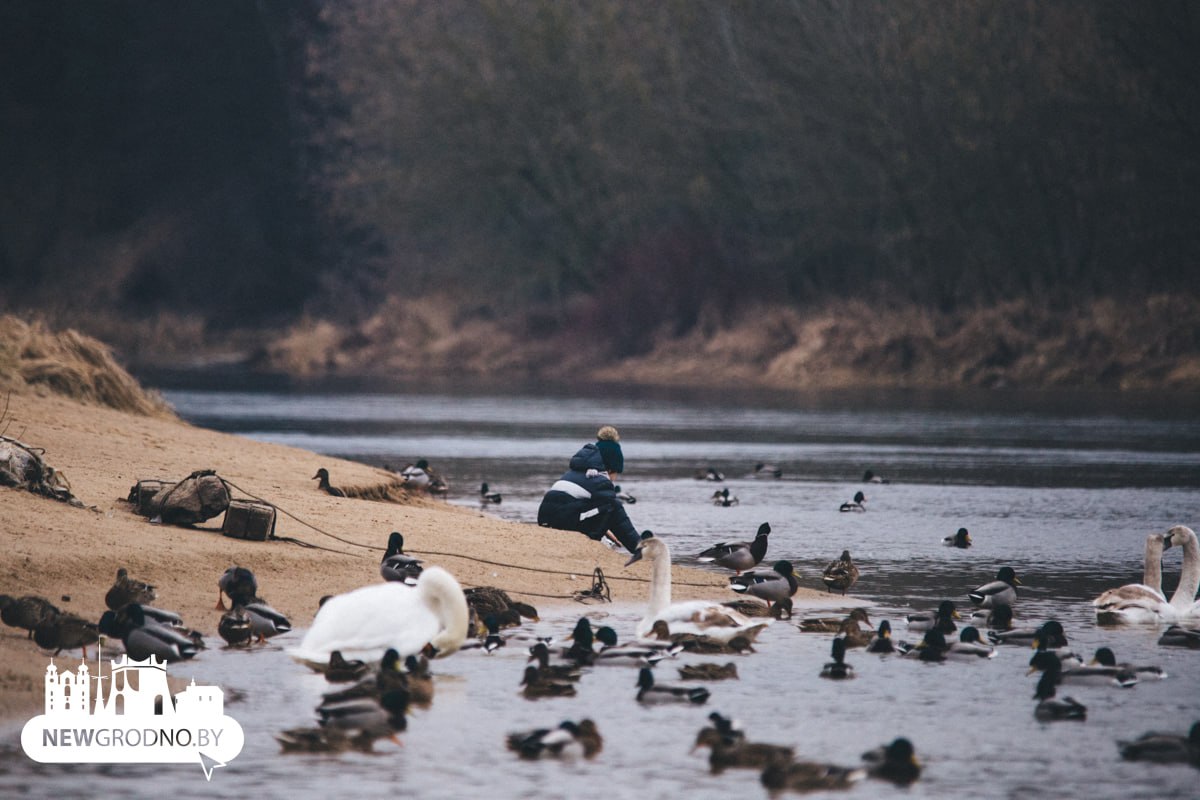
xmin=1 ymin=1 xmax=1197 ymax=382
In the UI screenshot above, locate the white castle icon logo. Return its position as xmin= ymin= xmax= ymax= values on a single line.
xmin=43 ymin=655 xmax=222 ymax=718
xmin=22 ymin=655 xmax=244 ymax=780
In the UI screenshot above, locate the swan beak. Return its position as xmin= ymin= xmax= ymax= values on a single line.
xmin=625 ymin=550 xmax=643 ymax=567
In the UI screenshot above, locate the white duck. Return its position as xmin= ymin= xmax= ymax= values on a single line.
xmin=626 ymin=532 xmax=768 ymax=643
xmin=289 ymin=566 xmax=469 ymax=669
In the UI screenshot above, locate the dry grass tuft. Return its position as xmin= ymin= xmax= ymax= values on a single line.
xmin=0 ymin=315 xmax=175 ymax=418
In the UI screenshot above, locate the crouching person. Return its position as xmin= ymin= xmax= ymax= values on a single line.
xmin=537 ymin=426 xmax=640 ymax=554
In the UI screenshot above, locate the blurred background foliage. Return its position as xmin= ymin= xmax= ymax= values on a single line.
xmin=1 ymin=0 xmax=1197 ymax=357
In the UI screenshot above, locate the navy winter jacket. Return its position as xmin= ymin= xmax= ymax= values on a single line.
xmin=537 ymin=443 xmax=640 ymax=553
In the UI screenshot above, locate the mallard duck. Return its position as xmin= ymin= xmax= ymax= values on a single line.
xmin=402 ymin=654 xmax=435 ymax=707
xmin=105 ymin=567 xmax=156 ymax=610
xmin=1032 ymin=662 xmax=1087 ymax=721
xmin=862 ymin=738 xmax=921 ymax=785
xmin=507 ymin=719 xmax=602 ymax=759
xmin=906 ymin=600 xmax=959 ymax=634
xmin=0 ymin=594 xmax=60 ymax=638
xmin=946 ymin=626 xmax=996 ymax=660
xmin=711 ymin=488 xmax=740 ymax=506
xmin=820 ymin=637 xmax=854 ymax=679
xmin=527 ymin=642 xmax=583 ymax=682
xmin=753 ymin=462 xmax=783 ymax=479
xmin=614 ymin=484 xmax=637 ymax=504
xmin=694 ymin=467 xmax=725 ymax=482
xmin=972 ymin=602 xmax=1014 ymax=631
xmin=1029 ymin=650 xmax=1137 ymax=688
xmin=635 ymin=667 xmax=710 ymax=704
xmin=693 ymin=720 xmax=793 ymax=773
xmin=678 ymin=662 xmax=738 ymax=681
xmin=836 ymin=618 xmax=872 ymax=649
xmin=236 ymin=598 xmax=291 ymax=642
xmin=862 ymin=470 xmax=889 ymax=484
xmin=645 ymin=621 xmax=758 ymax=654
xmin=698 ymin=522 xmax=771 ymax=575
xmin=33 ymin=612 xmax=99 ymax=658
xmin=317 ymin=688 xmax=409 ymax=741
xmin=479 ymin=483 xmax=502 ymax=504
xmin=760 ymin=760 xmax=863 ymax=792
xmin=593 ymin=625 xmax=683 ymax=664
xmin=99 ymin=604 xmax=200 ymax=662
xmin=218 ymin=607 xmax=253 ymax=646
xmin=463 ymin=586 xmax=539 ymax=625
xmin=1026 ymin=621 xmax=1083 ymax=667
xmin=399 ymin=459 xmax=434 ymax=487
xmin=822 ymin=550 xmax=860 ymax=595
xmin=901 ymin=629 xmax=949 ymax=662
xmin=276 ymin=726 xmax=378 ymax=754
xmin=326 ymin=650 xmax=371 ymax=682
xmin=312 ymin=467 xmax=347 ymax=497
xmin=520 ymin=665 xmax=577 ymax=699
xmin=867 ymin=620 xmax=895 ymax=653
xmin=1158 ymin=625 xmax=1200 ymax=649
xmin=217 ymin=566 xmax=257 ymax=610
xmin=1089 ymin=647 xmax=1166 ymax=680
xmin=729 ymin=559 xmax=799 ymax=609
xmin=839 ymin=491 xmax=866 ymax=512
xmin=799 ymin=607 xmax=871 ymax=633
xmin=943 ymin=528 xmax=972 ymax=548
xmin=628 ymin=532 xmax=769 ymax=643
xmin=1117 ymin=722 xmax=1200 ymax=764
xmin=290 ymin=567 xmax=470 ymax=666
xmin=968 ymin=566 xmax=1021 ymax=608
xmin=722 ymin=598 xmax=773 ymax=617
xmin=459 ymin=613 xmax=507 ymax=654
xmin=380 ymin=532 xmax=423 ymax=584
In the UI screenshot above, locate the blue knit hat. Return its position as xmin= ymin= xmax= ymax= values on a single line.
xmin=596 ymin=425 xmax=624 ymax=474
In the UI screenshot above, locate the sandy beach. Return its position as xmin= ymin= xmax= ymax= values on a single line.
xmin=0 ymin=388 xmax=827 ymax=722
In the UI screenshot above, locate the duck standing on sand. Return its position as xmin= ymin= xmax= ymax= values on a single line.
xmin=379 ymin=532 xmax=424 ymax=585
xmin=699 ymin=523 xmax=772 ymax=575
xmin=729 ymin=559 xmax=799 ymax=611
xmin=1 ymin=594 xmax=60 ymax=639
xmin=217 ymin=565 xmax=258 ymax=610
xmin=105 ymin=567 xmax=156 ymax=610
xmin=822 ymin=550 xmax=860 ymax=595
xmin=312 ymin=468 xmax=347 ymax=497
xmin=34 ymin=612 xmax=99 ymax=658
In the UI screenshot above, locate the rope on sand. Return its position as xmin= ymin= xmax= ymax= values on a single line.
xmin=220 ymin=478 xmax=723 ymax=600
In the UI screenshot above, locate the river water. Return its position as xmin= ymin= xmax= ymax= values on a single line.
xmin=3 ymin=383 xmax=1199 ymax=799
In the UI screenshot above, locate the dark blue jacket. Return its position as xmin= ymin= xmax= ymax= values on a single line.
xmin=537 ymin=443 xmax=640 ymax=553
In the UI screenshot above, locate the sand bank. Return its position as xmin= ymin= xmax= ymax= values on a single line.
xmin=0 ymin=390 xmax=829 ymax=721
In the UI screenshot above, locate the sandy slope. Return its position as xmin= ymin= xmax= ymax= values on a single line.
xmin=0 ymin=391 xmax=825 ymax=721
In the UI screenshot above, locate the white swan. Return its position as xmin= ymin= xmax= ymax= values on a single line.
xmin=289 ymin=566 xmax=469 ymax=669
xmin=1094 ymin=525 xmax=1200 ymax=625
xmin=1093 ymin=532 xmax=1172 ymax=624
xmin=1165 ymin=525 xmax=1200 ymax=620
xmin=625 ymin=532 xmax=768 ymax=643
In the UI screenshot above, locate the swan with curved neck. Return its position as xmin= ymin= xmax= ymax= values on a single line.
xmin=1165 ymin=525 xmax=1200 ymax=617
xmin=625 ymin=531 xmax=768 ymax=642
xmin=1093 ymin=532 xmax=1170 ymax=624
xmin=289 ymin=566 xmax=469 ymax=669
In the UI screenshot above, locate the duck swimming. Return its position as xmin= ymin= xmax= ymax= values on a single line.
xmin=968 ymin=566 xmax=1021 ymax=608
xmin=946 ymin=626 xmax=996 ymax=660
xmin=290 ymin=566 xmax=470 ymax=667
xmin=1032 ymin=660 xmax=1087 ymax=721
xmin=800 ymin=607 xmax=871 ymax=634
xmin=943 ymin=528 xmax=972 ymax=549
xmin=820 ymin=637 xmax=854 ymax=679
xmin=628 ymin=532 xmax=769 ymax=643
xmin=862 ymin=738 xmax=921 ymax=785
xmin=867 ymin=620 xmax=896 ymax=654
xmin=635 ymin=667 xmax=710 ymax=704
xmin=839 ymin=491 xmax=866 ymax=512
xmin=479 ymin=483 xmax=502 ymax=504
xmin=711 ymin=488 xmax=740 ymax=507
xmin=1117 ymin=722 xmax=1200 ymax=764
xmin=906 ymin=600 xmax=959 ymax=634
xmin=698 ymin=522 xmax=771 ymax=575
xmin=507 ymin=719 xmax=603 ymax=759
